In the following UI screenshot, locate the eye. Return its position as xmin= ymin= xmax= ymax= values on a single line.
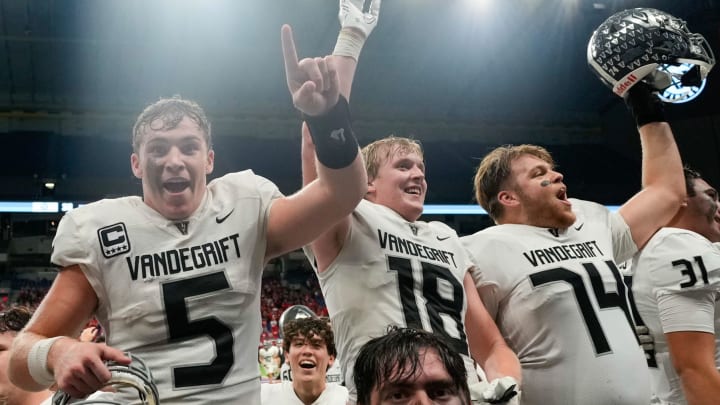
xmin=430 ymin=387 xmax=454 ymax=400
xmin=386 ymin=390 xmax=409 ymax=403
xmin=181 ymin=143 xmax=200 ymax=154
xmin=146 ymin=143 xmax=168 ymax=156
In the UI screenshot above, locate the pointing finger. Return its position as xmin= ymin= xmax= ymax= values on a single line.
xmin=281 ymin=24 xmax=300 ymax=75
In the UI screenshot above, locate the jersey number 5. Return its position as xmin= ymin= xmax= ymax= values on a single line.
xmin=388 ymin=255 xmax=469 ymax=356
xmin=162 ymin=271 xmax=234 ymax=388
xmin=529 ymin=260 xmax=637 ymax=355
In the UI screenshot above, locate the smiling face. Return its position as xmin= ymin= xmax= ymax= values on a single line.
xmin=501 ymin=153 xmax=576 ymax=228
xmin=288 ymin=332 xmax=335 ymax=387
xmin=131 ymin=116 xmax=214 ymax=220
xmin=366 ymin=147 xmax=427 ymax=222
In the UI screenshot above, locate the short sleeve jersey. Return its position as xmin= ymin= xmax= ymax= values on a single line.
xmin=462 ymin=199 xmax=650 ymax=405
xmin=261 ymin=381 xmax=349 ymax=405
xmin=631 ymin=227 xmax=720 ymax=404
xmin=304 ymin=199 xmax=479 ymax=402
xmin=51 ymin=171 xmax=282 ymax=404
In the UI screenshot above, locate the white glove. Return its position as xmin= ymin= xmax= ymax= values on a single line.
xmin=481 ymin=376 xmax=520 ymax=404
xmin=636 ymin=325 xmax=654 ymax=351
xmin=338 ymin=0 xmax=381 ymax=38
xmin=333 ymin=0 xmax=382 ymax=60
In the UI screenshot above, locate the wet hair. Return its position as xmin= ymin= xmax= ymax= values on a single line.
xmin=683 ymin=166 xmax=702 ymax=198
xmin=0 ymin=305 xmax=33 ymax=333
xmin=354 ymin=326 xmax=471 ymax=405
xmin=361 ymin=136 xmax=423 ymax=181
xmin=282 ymin=317 xmax=337 ymax=358
xmin=474 ymin=144 xmax=554 ymax=221
xmin=132 ymin=95 xmax=212 ymax=152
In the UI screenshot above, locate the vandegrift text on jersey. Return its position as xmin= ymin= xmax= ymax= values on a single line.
xmin=125 ymin=233 xmax=241 ymax=280
xmin=523 ymin=240 xmax=605 ymax=267
xmin=377 ymin=230 xmax=458 ymax=268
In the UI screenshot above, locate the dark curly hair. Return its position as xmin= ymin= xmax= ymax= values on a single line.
xmin=0 ymin=305 xmax=33 ymax=333
xmin=282 ymin=317 xmax=337 ymax=359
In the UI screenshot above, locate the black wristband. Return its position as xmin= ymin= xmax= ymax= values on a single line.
xmin=624 ymin=82 xmax=666 ymax=128
xmin=303 ymin=96 xmax=359 ymax=169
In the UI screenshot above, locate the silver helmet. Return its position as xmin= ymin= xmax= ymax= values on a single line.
xmin=51 ymin=353 xmax=159 ymax=405
xmin=587 ymin=8 xmax=714 ymax=102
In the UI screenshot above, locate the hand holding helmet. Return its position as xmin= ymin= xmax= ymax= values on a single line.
xmin=587 ymin=8 xmax=715 ymax=103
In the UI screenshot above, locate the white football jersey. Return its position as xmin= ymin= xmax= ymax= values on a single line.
xmin=304 ymin=199 xmax=479 ymax=403
xmin=51 ymin=171 xmax=282 ymax=404
xmin=261 ymin=380 xmax=349 ymax=404
xmin=462 ymin=199 xmax=650 ymax=405
xmin=630 ymin=227 xmax=720 ymax=404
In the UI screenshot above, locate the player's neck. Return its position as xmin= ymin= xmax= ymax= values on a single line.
xmin=293 ymin=380 xmax=327 ymax=405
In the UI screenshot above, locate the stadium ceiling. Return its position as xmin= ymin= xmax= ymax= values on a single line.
xmin=0 ymin=0 xmax=718 ymax=202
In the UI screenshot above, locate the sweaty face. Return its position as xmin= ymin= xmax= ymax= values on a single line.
xmin=131 ymin=117 xmax=214 ymax=220
xmin=686 ymin=178 xmax=720 ymax=243
xmin=288 ymin=333 xmax=334 ymax=387
xmin=504 ymin=154 xmax=576 ymax=229
xmin=370 ymin=348 xmax=467 ymax=405
xmin=367 ymin=150 xmax=427 ymax=222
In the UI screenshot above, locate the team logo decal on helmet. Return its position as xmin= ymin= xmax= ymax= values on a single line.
xmin=52 ymin=353 xmax=159 ymax=405
xmin=587 ymin=8 xmax=715 ymax=102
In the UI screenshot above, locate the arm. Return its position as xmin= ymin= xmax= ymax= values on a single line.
xmin=618 ymin=85 xmax=684 ymax=248
xmin=8 ymin=265 xmax=130 ymax=397
xmin=301 ymin=122 xmax=353 ymax=272
xmin=265 ymin=24 xmax=367 ymax=261
xmin=463 ymin=273 xmax=522 ymax=383
xmin=666 ymin=331 xmax=720 ymax=405
xmin=291 ymin=0 xmax=383 ymax=270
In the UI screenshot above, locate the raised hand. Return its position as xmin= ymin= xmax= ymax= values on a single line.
xmin=338 ymin=0 xmax=381 ymax=38
xmin=281 ymin=25 xmax=340 ymax=117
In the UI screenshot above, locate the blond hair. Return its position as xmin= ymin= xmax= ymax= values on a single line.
xmin=362 ymin=136 xmax=423 ymax=180
xmin=474 ymin=144 xmax=554 ymax=221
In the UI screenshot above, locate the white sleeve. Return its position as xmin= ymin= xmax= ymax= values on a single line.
xmin=646 ymin=231 xmax=720 ymax=333
xmin=657 ymin=290 xmax=716 ymax=333
xmin=609 ymin=211 xmax=638 ymax=263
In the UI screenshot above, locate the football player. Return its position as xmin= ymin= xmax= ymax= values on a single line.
xmin=8 ymin=19 xmax=367 ymax=405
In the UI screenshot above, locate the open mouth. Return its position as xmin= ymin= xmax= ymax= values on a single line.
xmin=163 ymin=179 xmax=190 ymax=193
xmin=405 ymin=186 xmax=422 ymax=196
xmin=557 ymin=187 xmax=568 ymax=201
xmin=299 ymin=360 xmax=316 ymax=369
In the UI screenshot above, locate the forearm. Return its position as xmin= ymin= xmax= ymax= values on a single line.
xmin=9 ymin=331 xmax=68 ymax=391
xmin=313 ymin=152 xmax=367 ymax=215
xmin=638 ymin=122 xmax=684 ymax=196
xmin=480 ymin=341 xmax=522 ymax=384
xmin=677 ymin=366 xmax=720 ymax=405
xmin=333 ymin=55 xmax=358 ymax=101
xmin=301 ymin=123 xmax=318 ymax=187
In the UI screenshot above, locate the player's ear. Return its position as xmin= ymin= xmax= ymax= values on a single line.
xmin=497 ymin=190 xmax=519 ymax=208
xmin=366 ymin=178 xmax=376 ymax=196
xmin=206 ymin=149 xmax=215 ymax=175
xmin=131 ymin=153 xmax=142 ymax=178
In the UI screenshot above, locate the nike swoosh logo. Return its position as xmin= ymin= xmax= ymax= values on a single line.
xmin=436 ymin=236 xmax=451 ymax=241
xmin=216 ymin=209 xmax=235 ymax=224
xmin=574 ymin=223 xmax=584 ymax=231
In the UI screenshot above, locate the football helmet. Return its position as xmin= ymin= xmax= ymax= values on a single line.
xmin=587 ymin=8 xmax=714 ymax=101
xmin=51 ymin=353 xmax=159 ymax=405
xmin=278 ymin=304 xmax=318 ymax=339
